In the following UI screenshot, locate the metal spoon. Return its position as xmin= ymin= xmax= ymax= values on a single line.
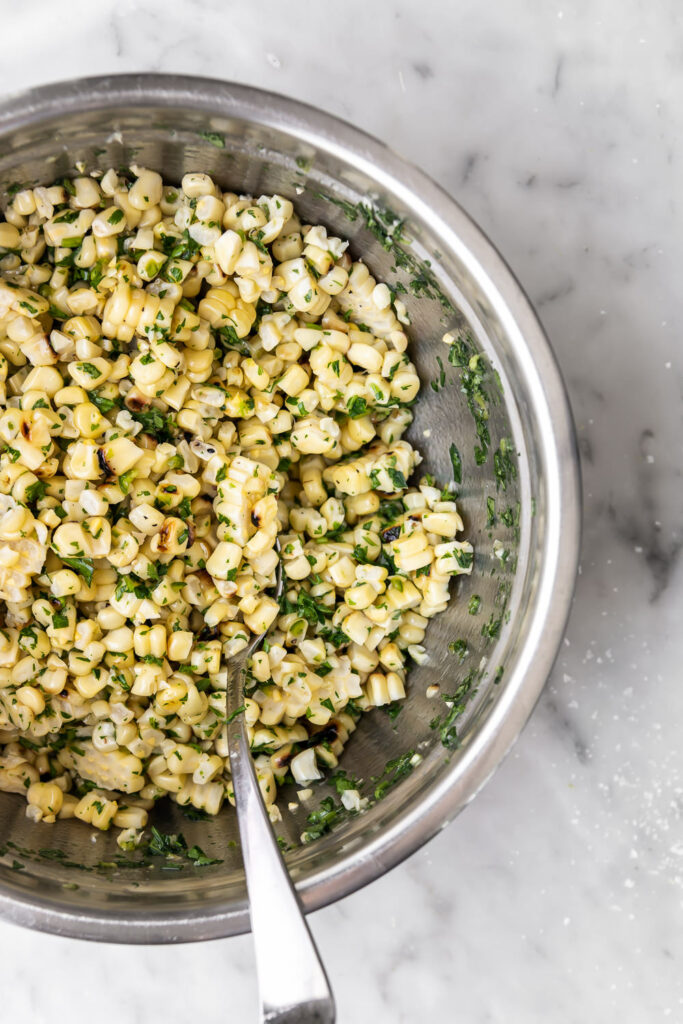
xmin=226 ymin=566 xmax=336 ymax=1024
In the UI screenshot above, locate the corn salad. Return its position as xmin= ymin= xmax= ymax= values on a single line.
xmin=0 ymin=167 xmax=473 ymax=845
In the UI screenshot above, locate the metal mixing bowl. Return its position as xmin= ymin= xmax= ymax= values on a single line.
xmin=0 ymin=74 xmax=580 ymax=942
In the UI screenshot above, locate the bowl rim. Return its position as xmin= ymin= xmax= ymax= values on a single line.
xmin=0 ymin=72 xmax=581 ymax=943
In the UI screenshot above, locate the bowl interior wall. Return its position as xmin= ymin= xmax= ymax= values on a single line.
xmin=0 ymin=83 xmax=561 ymax=940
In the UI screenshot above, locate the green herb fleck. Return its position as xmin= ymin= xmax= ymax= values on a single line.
xmin=24 ymin=480 xmax=47 ymax=506
xmin=58 ymin=556 xmax=94 ymax=587
xmin=429 ymin=672 xmax=477 ymax=750
xmin=199 ymin=131 xmax=225 ymax=148
xmin=373 ymin=751 xmax=416 ymax=800
xmin=449 ymin=443 xmax=462 ymax=485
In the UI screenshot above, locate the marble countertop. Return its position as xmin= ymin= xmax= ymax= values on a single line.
xmin=1 ymin=1 xmax=680 ymax=1020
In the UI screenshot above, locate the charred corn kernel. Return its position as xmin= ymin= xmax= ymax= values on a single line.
xmin=149 ymin=516 xmax=190 ymax=556
xmin=99 ymin=437 xmax=143 ymax=475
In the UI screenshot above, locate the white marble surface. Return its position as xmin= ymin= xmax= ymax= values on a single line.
xmin=1 ymin=1 xmax=681 ymax=1020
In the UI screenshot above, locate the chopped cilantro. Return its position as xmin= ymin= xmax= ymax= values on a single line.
xmin=130 ymin=406 xmax=176 ymax=443
xmin=24 ymin=480 xmax=47 ymax=506
xmin=449 ymin=443 xmax=462 ymax=485
xmin=493 ymin=438 xmax=517 ymax=491
xmin=91 ymin=392 xmax=120 ymax=415
xmin=383 ymin=701 xmax=403 ymax=723
xmin=199 ymin=131 xmax=225 ymax=148
xmin=329 ymin=770 xmax=361 ymax=795
xmin=58 ymin=556 xmax=94 ymax=587
xmin=175 ymin=496 xmax=192 ymax=520
xmin=118 ymin=468 xmax=137 ymax=495
xmin=215 ymin=324 xmax=250 ymax=357
xmin=186 ymin=845 xmax=221 ymax=866
xmin=319 ymin=625 xmax=349 ymax=649
xmin=303 ymin=796 xmax=345 ymax=840
xmin=429 ymin=673 xmax=477 ymax=749
xmin=78 ymin=362 xmax=102 ymax=378
xmin=373 ymin=751 xmax=417 ymax=800
xmin=296 ymin=589 xmax=333 ymax=626
xmin=447 ymin=639 xmax=469 ymax=662
xmin=387 ymin=467 xmax=407 ymax=490
xmin=347 ymin=396 xmax=368 ymax=419
xmin=486 ymin=496 xmax=496 ymax=527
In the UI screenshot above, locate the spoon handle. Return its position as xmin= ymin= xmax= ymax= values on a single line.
xmin=227 ymin=705 xmax=335 ymax=1024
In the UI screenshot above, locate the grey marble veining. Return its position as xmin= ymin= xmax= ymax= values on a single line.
xmin=0 ymin=1 xmax=681 ymax=1021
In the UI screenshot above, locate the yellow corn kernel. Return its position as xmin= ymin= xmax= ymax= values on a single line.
xmin=166 ymin=631 xmax=193 ymax=663
xmin=27 ymin=781 xmax=64 ymax=821
xmin=74 ymin=791 xmax=118 ymax=830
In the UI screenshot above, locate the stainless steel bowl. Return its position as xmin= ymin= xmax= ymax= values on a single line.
xmin=0 ymin=74 xmax=580 ymax=942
